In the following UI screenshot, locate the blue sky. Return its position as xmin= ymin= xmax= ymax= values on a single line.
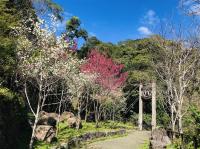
xmin=53 ymin=0 xmax=185 ymax=43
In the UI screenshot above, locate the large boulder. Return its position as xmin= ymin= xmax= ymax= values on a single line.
xmin=38 ymin=111 xmax=58 ymax=126
xmin=34 ymin=125 xmax=56 ymax=143
xmin=67 ymin=117 xmax=82 ymax=129
xmin=39 ymin=111 xmax=59 ymax=120
xmin=59 ymin=111 xmax=82 ymax=129
xmin=60 ymin=111 xmax=74 ymax=122
xmin=150 ymin=128 xmax=171 ymax=149
xmin=38 ymin=111 xmax=82 ymax=130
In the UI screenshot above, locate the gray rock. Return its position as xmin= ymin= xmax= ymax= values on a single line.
xmin=150 ymin=128 xmax=171 ymax=149
xmin=66 ymin=117 xmax=82 ymax=129
xmin=38 ymin=111 xmax=58 ymax=126
xmin=34 ymin=125 xmax=56 ymax=143
xmin=60 ymin=112 xmax=74 ymax=122
xmin=60 ymin=143 xmax=68 ymax=149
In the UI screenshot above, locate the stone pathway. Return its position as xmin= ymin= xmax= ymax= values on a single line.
xmin=82 ymin=130 xmax=150 ymax=149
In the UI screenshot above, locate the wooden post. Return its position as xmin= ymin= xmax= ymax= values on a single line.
xmin=151 ymin=81 xmax=156 ymax=130
xmin=138 ymin=83 xmax=143 ymax=130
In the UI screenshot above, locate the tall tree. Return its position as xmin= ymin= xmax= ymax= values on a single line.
xmin=66 ymin=16 xmax=88 ymax=40
xmin=81 ymin=50 xmax=127 ymax=126
xmin=153 ymin=36 xmax=200 ymax=134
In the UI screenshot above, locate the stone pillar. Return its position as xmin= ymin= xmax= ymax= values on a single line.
xmin=151 ymin=81 xmax=156 ymax=130
xmin=138 ymin=83 xmax=143 ymax=131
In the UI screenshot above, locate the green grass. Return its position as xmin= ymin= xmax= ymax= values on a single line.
xmin=34 ymin=121 xmax=134 ymax=149
xmin=166 ymin=144 xmax=177 ymax=149
xmin=138 ymin=141 xmax=149 ymax=149
xmin=101 ymin=120 xmax=134 ymax=130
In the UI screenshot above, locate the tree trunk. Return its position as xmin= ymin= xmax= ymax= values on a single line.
xmin=77 ymin=105 xmax=81 ymax=130
xmin=77 ymin=107 xmax=81 ymax=119
xmin=29 ymin=95 xmax=41 ymax=149
xmin=84 ymin=109 xmax=88 ymax=122
xmin=94 ymin=102 xmax=99 ymax=128
xmin=151 ymin=81 xmax=156 ymax=130
xmin=177 ymin=101 xmax=183 ymax=134
xmin=178 ymin=114 xmax=183 ymax=134
xmin=103 ymin=111 xmax=106 ymax=121
xmin=56 ymin=88 xmax=64 ymax=136
xmin=29 ymin=80 xmax=42 ymax=149
xmin=112 ymin=107 xmax=115 ymax=122
xmin=29 ymin=113 xmax=39 ymax=149
xmin=138 ymin=83 xmax=143 ymax=130
xmin=172 ymin=121 xmax=176 ymax=140
xmin=84 ymin=95 xmax=89 ymax=121
xmin=171 ymin=105 xmax=175 ymax=139
xmin=95 ymin=108 xmax=99 ymax=128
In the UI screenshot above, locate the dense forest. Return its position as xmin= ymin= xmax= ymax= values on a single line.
xmin=1 ymin=0 xmax=200 ymax=149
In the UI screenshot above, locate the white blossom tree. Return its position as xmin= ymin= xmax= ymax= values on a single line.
xmin=152 ymin=35 xmax=200 ymax=134
xmin=14 ymin=16 xmax=91 ymax=148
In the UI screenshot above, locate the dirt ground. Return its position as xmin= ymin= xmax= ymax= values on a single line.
xmin=82 ymin=130 xmax=150 ymax=149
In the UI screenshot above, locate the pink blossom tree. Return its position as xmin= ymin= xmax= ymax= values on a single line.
xmin=81 ymin=49 xmax=128 ymax=126
xmin=81 ymin=49 xmax=128 ymax=91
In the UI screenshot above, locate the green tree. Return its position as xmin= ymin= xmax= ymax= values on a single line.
xmin=78 ymin=36 xmax=101 ymax=58
xmin=66 ymin=16 xmax=88 ymax=41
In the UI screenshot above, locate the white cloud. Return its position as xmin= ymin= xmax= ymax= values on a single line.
xmin=142 ymin=9 xmax=160 ymax=25
xmin=137 ymin=26 xmax=153 ymax=36
xmin=137 ymin=9 xmax=158 ymax=36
